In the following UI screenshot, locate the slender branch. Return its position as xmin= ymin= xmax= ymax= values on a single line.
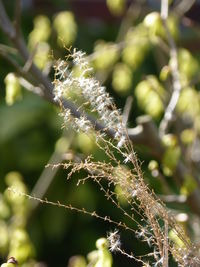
xmin=0 ymin=43 xmax=18 ymax=54
xmin=0 ymin=46 xmax=21 ymax=69
xmin=159 ymin=194 xmax=187 ymax=203
xmin=0 ymin=0 xmax=15 ymax=38
xmin=18 ymin=77 xmax=44 ymax=96
xmin=0 ymin=47 xmax=45 ymax=96
xmin=128 ymin=115 xmax=164 ymax=157
xmin=14 ymin=0 xmax=21 ymax=36
xmin=159 ymin=0 xmax=182 ymax=137
xmin=163 ymin=220 xmax=168 ymax=267
xmin=173 ymin=0 xmax=196 ymax=18
xmin=122 ymin=96 xmax=133 ymax=126
xmin=161 ymin=0 xmax=168 ymax=20
xmin=23 ymin=44 xmax=38 ymax=72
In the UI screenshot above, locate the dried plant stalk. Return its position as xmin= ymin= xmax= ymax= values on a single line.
xmin=10 ymin=49 xmax=200 ymax=266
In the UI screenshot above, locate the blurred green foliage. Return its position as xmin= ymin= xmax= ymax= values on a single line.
xmin=1 ymin=1 xmax=200 ymax=267
xmin=0 ymin=172 xmax=35 ymax=266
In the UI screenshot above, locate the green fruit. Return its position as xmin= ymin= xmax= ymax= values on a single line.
xmin=95 ymin=238 xmax=112 ymax=267
xmin=68 ymin=256 xmax=87 ymax=267
xmin=162 ymin=134 xmax=177 ymax=147
xmin=148 ymin=160 xmax=159 ymax=171
xmin=144 ymin=12 xmax=178 ymax=39
xmin=9 ymin=243 xmax=34 ymax=265
xmin=162 ymin=146 xmax=180 ymax=172
xmin=5 ymin=172 xmax=23 ymax=186
xmin=1 ymin=264 xmax=16 ymax=267
xmin=135 ymin=76 xmax=164 ymax=118
xmin=181 ymin=129 xmax=195 ymax=145
xmin=106 ymin=0 xmax=125 ymax=16
xmin=93 ymin=41 xmax=118 ymax=70
xmin=177 ymin=87 xmax=199 ymax=116
xmin=28 ymin=15 xmax=51 ymax=50
xmin=160 ymin=65 xmax=171 ymax=81
xmin=76 ymin=132 xmax=96 ymax=154
xmin=96 ymin=238 xmax=109 ymax=250
xmin=33 ymin=42 xmax=50 ymax=69
xmin=178 ymin=49 xmax=199 ymax=80
xmin=4 ymin=73 xmax=22 ymax=106
xmin=180 ymin=174 xmax=197 ymax=196
xmin=53 ymin=11 xmax=77 ymax=47
xmin=144 ymin=12 xmax=164 ymax=37
xmin=112 ymin=63 xmax=132 ymax=94
xmin=122 ymin=40 xmax=149 ymax=69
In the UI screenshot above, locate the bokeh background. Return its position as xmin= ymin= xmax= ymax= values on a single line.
xmin=1 ymin=1 xmax=200 ymax=266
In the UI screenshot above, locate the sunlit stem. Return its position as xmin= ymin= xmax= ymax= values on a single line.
xmin=161 ymin=0 xmax=169 ymax=20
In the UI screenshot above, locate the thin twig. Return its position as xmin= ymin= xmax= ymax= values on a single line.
xmin=161 ymin=0 xmax=168 ymax=20
xmin=163 ymin=220 xmax=169 ymax=267
xmin=173 ymin=0 xmax=196 ymax=18
xmin=122 ymin=96 xmax=133 ymax=126
xmin=159 ymin=194 xmax=187 ymax=203
xmin=23 ymin=43 xmax=38 ymax=72
xmin=18 ymin=77 xmax=44 ymax=96
xmin=9 ymin=187 xmax=136 ymax=234
xmin=0 ymin=47 xmax=44 ymax=95
xmin=14 ymin=0 xmax=21 ymax=37
xmin=0 ymin=0 xmax=15 ymax=38
xmin=0 ymin=43 xmax=18 ymax=54
xmin=159 ymin=0 xmax=182 ymax=137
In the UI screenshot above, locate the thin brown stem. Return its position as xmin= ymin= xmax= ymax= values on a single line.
xmin=14 ymin=0 xmax=21 ymax=37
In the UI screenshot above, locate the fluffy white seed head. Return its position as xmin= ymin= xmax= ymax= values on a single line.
xmin=53 ymin=49 xmax=128 ymax=147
